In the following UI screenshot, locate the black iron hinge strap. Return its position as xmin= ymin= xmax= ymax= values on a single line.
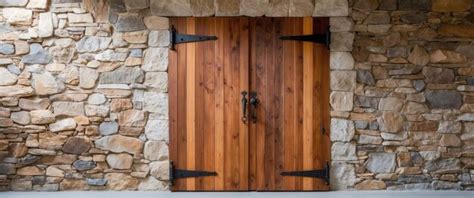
xmin=169 ymin=161 xmax=218 ymax=186
xmin=279 ymin=29 xmax=331 ymax=49
xmin=280 ymin=162 xmax=330 ymax=185
xmin=170 ymin=25 xmax=218 ymax=50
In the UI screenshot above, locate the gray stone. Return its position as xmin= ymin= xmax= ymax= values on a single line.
xmin=99 ymin=122 xmax=119 ymax=135
xmin=330 ymin=52 xmax=354 ymax=70
xmin=369 ymin=122 xmax=379 ymax=130
xmin=2 ymin=8 xmax=31 ymax=25
xmin=240 ymin=0 xmax=268 ymax=16
xmin=378 ymin=112 xmax=404 ymax=133
xmin=401 ymin=13 xmax=427 ymax=24
xmin=30 ymin=110 xmax=55 ymax=124
xmin=144 ymin=141 xmax=168 ymax=161
xmin=330 ymin=118 xmax=355 ymax=142
xmin=124 ymin=0 xmax=149 ymax=10
xmin=386 ymin=47 xmax=407 ymax=58
xmin=11 ymin=111 xmax=30 ymax=125
xmin=331 ymin=142 xmax=357 ymax=161
xmin=86 ymin=178 xmax=107 ymax=186
xmin=381 ymin=132 xmax=407 ymax=141
xmin=32 ymin=72 xmax=65 ymax=96
xmin=289 ymin=0 xmax=314 ymax=16
xmin=88 ymin=93 xmax=107 ymax=105
xmin=215 ymin=0 xmax=240 ymax=16
xmin=116 ymin=15 xmax=146 ymax=32
xmin=150 ymin=0 xmax=192 ymax=16
xmin=358 ymin=135 xmax=382 ymax=145
xmin=432 ymin=181 xmax=461 ymax=190
xmin=425 ymin=158 xmax=461 ymax=172
xmin=456 ymin=45 xmax=474 ymax=59
xmin=138 ymin=177 xmax=168 ymax=191
xmin=330 ymin=71 xmax=356 ymax=91
xmin=357 ymin=96 xmax=379 ymax=109
xmin=143 ymin=92 xmax=168 ymax=118
xmin=95 ymin=50 xmax=127 ymax=62
xmin=0 ymin=0 xmax=28 ymax=6
xmin=330 ymin=91 xmax=353 ymax=111
xmin=357 ymin=70 xmax=375 ymax=85
xmin=330 ymin=32 xmax=354 ymax=51
xmin=73 ymin=160 xmax=96 ymax=171
xmin=330 ymin=161 xmax=356 ymax=190
xmin=144 ymin=72 xmax=168 ymax=92
xmin=366 ymin=153 xmax=396 ymax=173
xmin=0 ymin=67 xmax=17 ymax=86
xmin=79 ymin=68 xmax=99 ymax=89
xmin=330 ymin=17 xmax=354 ymax=32
xmin=99 ymin=67 xmax=144 ymax=84
xmin=76 ymin=36 xmax=112 ymax=53
xmin=148 ymin=30 xmax=170 ymax=47
xmin=413 ymin=80 xmax=425 ymax=91
xmin=0 ymin=43 xmax=14 ymax=54
xmin=143 ymin=16 xmax=169 ymax=30
xmin=425 ymin=91 xmax=462 ymax=109
xmin=142 ymin=48 xmax=168 ymax=72
xmin=130 ymin=49 xmax=142 ymax=57
xmin=387 ymin=183 xmax=432 ymax=190
xmin=0 ymin=163 xmax=15 ymax=175
xmin=422 ymin=67 xmax=454 ymax=84
xmin=38 ymin=12 xmax=53 ymax=38
xmin=7 ymin=64 xmax=21 ymax=75
xmin=398 ymin=175 xmax=430 ymax=183
xmin=419 ymin=151 xmax=440 ymax=161
xmin=53 ymin=102 xmax=85 ymax=117
xmin=145 ymin=119 xmax=169 ymax=141
xmin=355 ymin=120 xmax=369 ymax=129
xmin=438 ymin=121 xmax=462 ymax=134
xmin=365 ymin=12 xmax=390 ymax=24
xmin=398 ymin=0 xmax=431 ymax=11
xmin=68 ymin=13 xmax=93 ymax=23
xmin=313 ymin=0 xmax=349 ymax=16
xmin=149 ymin=161 xmax=170 ymax=180
xmin=85 ymin=105 xmax=109 ymax=117
xmin=22 ymin=44 xmax=52 ymax=64
xmin=353 ymin=0 xmax=378 ymax=11
xmin=378 ymin=97 xmax=404 ymax=111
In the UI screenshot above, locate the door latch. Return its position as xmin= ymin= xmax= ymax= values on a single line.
xmin=241 ymin=91 xmax=248 ymax=123
xmin=249 ymin=92 xmax=259 ymax=123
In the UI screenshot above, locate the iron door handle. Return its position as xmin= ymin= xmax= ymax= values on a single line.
xmin=249 ymin=92 xmax=259 ymax=123
xmin=241 ymin=91 xmax=248 ymax=123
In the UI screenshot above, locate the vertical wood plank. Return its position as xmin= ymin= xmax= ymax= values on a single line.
xmin=194 ymin=17 xmax=205 ymax=190
xmin=248 ymin=18 xmax=258 ymax=191
xmin=214 ymin=17 xmax=225 ymax=191
xmin=185 ymin=17 xmax=196 ymax=191
xmin=168 ymin=17 xmax=179 ymax=191
xmin=239 ymin=17 xmax=250 ymax=191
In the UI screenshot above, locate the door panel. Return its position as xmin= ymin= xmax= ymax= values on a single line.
xmin=249 ymin=17 xmax=330 ymax=191
xmin=169 ymin=17 xmax=329 ymax=192
xmin=169 ymin=17 xmax=249 ymax=191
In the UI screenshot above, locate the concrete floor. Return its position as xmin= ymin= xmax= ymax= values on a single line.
xmin=0 ymin=191 xmax=472 ymax=198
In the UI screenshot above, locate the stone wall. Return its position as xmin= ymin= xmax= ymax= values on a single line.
xmin=0 ymin=0 xmax=473 ymax=192
xmin=329 ymin=0 xmax=474 ymax=191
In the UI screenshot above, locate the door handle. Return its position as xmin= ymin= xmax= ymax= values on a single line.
xmin=241 ymin=91 xmax=248 ymax=123
xmin=249 ymin=92 xmax=259 ymax=123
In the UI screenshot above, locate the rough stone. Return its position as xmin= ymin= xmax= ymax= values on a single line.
xmin=422 ymin=67 xmax=454 ymax=84
xmin=144 ymin=140 xmax=168 ymax=161
xmin=38 ymin=12 xmax=53 ymax=38
xmin=378 ymin=97 xmax=404 ymax=111
xmin=30 ymin=110 xmax=55 ymax=124
xmin=73 ymin=160 xmax=96 ymax=171
xmin=149 ymin=161 xmax=169 ymax=180
xmin=0 ymin=67 xmax=17 ymax=86
xmin=0 ymin=163 xmax=15 ymax=175
xmin=116 ymin=15 xmax=146 ymax=32
xmin=0 ymin=0 xmax=28 ymax=6
xmin=104 ymin=173 xmax=139 ymax=190
xmin=145 ymin=119 xmax=169 ymax=141
xmin=398 ymin=0 xmax=430 ymax=11
xmin=32 ymin=72 xmax=64 ymax=96
xmin=0 ymin=43 xmax=14 ymax=55
xmin=26 ymin=0 xmax=47 ymax=9
xmin=106 ymin=153 xmax=133 ymax=170
xmin=357 ymin=96 xmax=378 ymax=109
xmin=68 ymin=13 xmax=93 ymax=24
xmin=53 ymin=102 xmax=85 ymax=117
xmin=330 ymin=52 xmax=354 ymax=70
xmin=425 ymin=91 xmax=462 ymax=109
xmin=215 ymin=0 xmax=240 ymax=16
xmin=60 ymin=179 xmax=88 ymax=191
xmin=143 ymin=92 xmax=168 ymax=118
xmin=330 ymin=118 xmax=355 ymax=142
xmin=95 ymin=50 xmax=128 ymax=62
xmin=99 ymin=122 xmax=119 ymax=135
xmin=76 ymin=36 xmax=112 ymax=53
xmin=49 ymin=118 xmax=77 ymax=132
xmin=17 ymin=166 xmax=44 ymax=176
xmin=439 ymin=24 xmax=474 ymax=39
xmin=357 ymin=70 xmax=375 ymax=85
xmin=85 ymin=105 xmax=109 ymax=117
xmin=62 ymin=137 xmax=91 ymax=155
xmin=366 ymin=153 xmax=396 ymax=173
xmin=143 ymin=16 xmax=169 ymax=30
xmin=138 ymin=177 xmax=168 ymax=191
xmin=22 ymin=44 xmax=52 ymax=64
xmin=99 ymin=67 xmax=144 ymax=84
xmin=148 ymin=30 xmax=170 ymax=47
xmin=118 ymin=109 xmax=147 ymax=127
xmin=88 ymin=93 xmax=107 ymax=105
xmin=330 ymin=17 xmax=354 ymax=32
xmin=79 ymin=68 xmax=99 ymax=89
xmin=330 ymin=71 xmax=356 ymax=91
xmin=330 ymin=91 xmax=353 ymax=111
xmin=313 ymin=0 xmax=349 ymax=16
xmin=365 ymin=12 xmax=390 ymax=24
xmin=144 ymin=72 xmax=168 ymax=92
xmin=432 ymin=0 xmax=471 ymax=12
xmin=2 ymin=8 xmax=32 ymax=25
xmin=355 ymin=180 xmax=386 ymax=190
xmin=142 ymin=48 xmax=168 ymax=72
xmin=123 ymin=0 xmax=149 ymax=10
xmin=150 ymin=0 xmax=192 ymax=16
xmin=440 ymin=134 xmax=462 ymax=147
xmin=95 ymin=135 xmax=144 ymax=155
xmin=86 ymin=178 xmax=107 ymax=186
xmin=240 ymin=0 xmax=268 ymax=16
xmin=331 ymin=142 xmax=357 ymax=161
xmin=11 ymin=111 xmax=30 ymax=125
xmin=330 ymin=32 xmax=354 ymax=51
xmin=378 ymin=112 xmax=404 ymax=133
xmin=438 ymin=121 xmax=462 ymax=134
xmin=330 ymin=161 xmax=356 ymax=190
xmin=123 ymin=30 xmax=148 ymax=44
xmin=429 ymin=50 xmax=466 ymax=64
xmin=407 ymin=45 xmax=429 ymax=66
xmin=425 ymin=158 xmax=460 ymax=172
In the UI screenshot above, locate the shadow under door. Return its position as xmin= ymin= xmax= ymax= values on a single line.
xmin=168 ymin=17 xmax=330 ymax=191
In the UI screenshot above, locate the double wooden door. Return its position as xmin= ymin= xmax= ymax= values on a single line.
xmin=168 ymin=17 xmax=330 ymax=191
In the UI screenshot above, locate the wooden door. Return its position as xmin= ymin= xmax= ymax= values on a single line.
xmin=169 ymin=17 xmax=250 ymax=191
xmin=169 ymin=17 xmax=329 ymax=192
xmin=248 ymin=17 xmax=330 ymax=191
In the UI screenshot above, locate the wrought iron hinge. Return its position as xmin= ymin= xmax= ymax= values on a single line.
xmin=170 ymin=25 xmax=218 ymax=50
xmin=279 ymin=28 xmax=331 ymax=49
xmin=280 ymin=162 xmax=330 ymax=185
xmin=169 ymin=161 xmax=218 ymax=186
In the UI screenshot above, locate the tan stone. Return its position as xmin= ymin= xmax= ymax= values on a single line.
xmin=458 ymin=68 xmax=474 ymax=76
xmin=0 ymin=86 xmax=34 ymax=97
xmin=39 ymin=155 xmax=77 ymax=165
xmin=111 ymin=99 xmax=133 ymax=112
xmin=17 ymin=166 xmax=45 ymax=176
xmin=289 ymin=0 xmax=314 ymax=17
xmin=266 ymin=0 xmax=289 ymax=17
xmin=439 ymin=24 xmax=474 ymax=39
xmin=60 ymin=179 xmax=88 ymax=190
xmin=150 ymin=0 xmax=192 ymax=16
xmin=313 ymin=0 xmax=349 ymax=16
xmin=240 ymin=0 xmax=268 ymax=16
xmin=95 ymin=135 xmax=144 ymax=155
xmin=96 ymin=84 xmax=132 ymax=98
xmin=432 ymin=0 xmax=471 ymax=12
xmin=143 ymin=16 xmax=169 ymax=30
xmin=355 ymin=180 xmax=386 ymax=190
xmin=215 ymin=0 xmax=240 ymax=16
xmin=330 ymin=91 xmax=353 ymax=111
xmin=62 ymin=137 xmax=91 ymax=155
xmin=378 ymin=112 xmax=404 ymax=133
xmin=118 ymin=109 xmax=147 ymax=127
xmin=106 ymin=153 xmax=133 ymax=170
xmin=407 ymin=45 xmax=429 ymax=66
xmin=39 ymin=132 xmax=67 ymax=150
xmin=397 ymin=167 xmax=422 ymax=175
xmin=430 ymin=50 xmax=467 ymax=63
xmin=30 ymin=110 xmax=55 ymax=124
xmin=190 ymin=0 xmax=214 ymax=16
xmin=105 ymin=173 xmax=139 ymax=190
xmin=14 ymin=40 xmax=29 ymax=55
xmin=440 ymin=134 xmax=462 ymax=147
xmin=9 ymin=143 xmax=28 ymax=158
xmin=123 ymin=31 xmax=148 ymax=44
xmin=330 ymin=71 xmax=356 ymax=91
xmin=46 ymin=166 xmax=64 ymax=177
xmin=378 ymin=97 xmax=404 ymax=111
